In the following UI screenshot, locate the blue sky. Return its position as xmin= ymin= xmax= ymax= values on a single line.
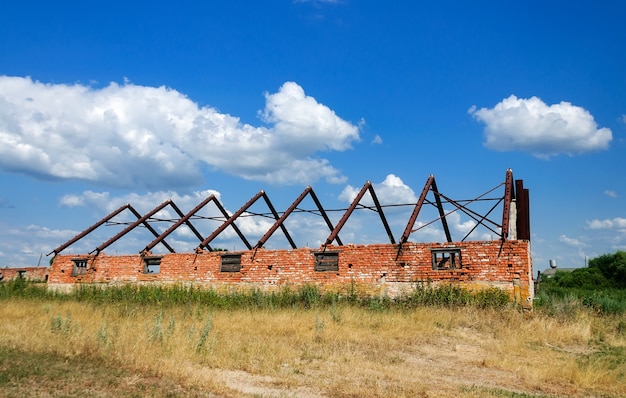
xmin=1 ymin=1 xmax=624 ymax=272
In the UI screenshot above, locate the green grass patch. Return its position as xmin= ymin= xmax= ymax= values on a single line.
xmin=535 ymin=286 xmax=626 ymax=316
xmin=0 ymin=345 xmax=211 ymax=397
xmin=1 ymin=280 xmax=513 ymax=312
xmin=461 ymin=385 xmax=550 ymax=397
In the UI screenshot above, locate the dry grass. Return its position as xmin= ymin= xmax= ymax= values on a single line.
xmin=1 ymin=298 xmax=625 ymax=397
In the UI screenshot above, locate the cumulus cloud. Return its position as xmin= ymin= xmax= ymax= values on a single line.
xmin=338 ymin=174 xmax=417 ymax=206
xmin=445 ymin=211 xmax=477 ymax=236
xmin=604 ymin=190 xmax=618 ymax=198
xmin=60 ymin=189 xmax=226 ymax=232
xmin=559 ymin=234 xmax=587 ymax=248
xmin=0 ymin=222 xmax=78 ymax=266
xmin=470 ymin=95 xmax=612 ymax=158
xmin=0 ymin=76 xmax=360 ymax=188
xmin=587 ymin=217 xmax=626 ymax=230
xmin=371 ymin=134 xmax=383 ymax=144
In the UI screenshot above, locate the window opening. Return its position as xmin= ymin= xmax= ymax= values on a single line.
xmin=315 ymin=251 xmax=339 ymax=272
xmin=221 ymin=254 xmax=242 ymax=272
xmin=431 ymin=249 xmax=462 ymax=270
xmin=143 ymin=257 xmax=162 ymax=274
xmin=72 ymin=259 xmax=88 ymax=276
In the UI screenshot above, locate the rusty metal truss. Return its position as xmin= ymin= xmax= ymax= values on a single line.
xmin=48 ymin=169 xmax=529 ymax=257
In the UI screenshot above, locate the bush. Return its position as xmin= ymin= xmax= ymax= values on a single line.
xmin=589 ymin=251 xmax=626 ymax=288
xmin=404 ymin=284 xmax=510 ymax=309
xmin=549 ymin=267 xmax=610 ymax=289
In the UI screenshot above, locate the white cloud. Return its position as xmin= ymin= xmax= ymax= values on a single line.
xmin=470 ymin=95 xmax=612 ymax=158
xmin=371 ymin=134 xmax=383 ymax=144
xmin=445 ymin=211 xmax=477 ymax=236
xmin=60 ymin=189 xmax=221 ymax=215
xmin=587 ymin=217 xmax=626 ymax=230
xmin=260 ymin=82 xmax=359 ymax=152
xmin=339 ymin=174 xmax=417 ymax=206
xmin=559 ymin=234 xmax=587 ymax=248
xmin=604 ymin=190 xmax=618 ymax=198
xmin=0 ymin=76 xmax=360 ymax=188
xmin=0 ymin=222 xmax=78 ymax=266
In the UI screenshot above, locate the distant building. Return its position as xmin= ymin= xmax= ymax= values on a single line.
xmin=0 ymin=266 xmax=49 ymax=282
xmin=539 ymin=266 xmax=576 ymax=278
xmin=538 ymin=259 xmax=576 ymax=279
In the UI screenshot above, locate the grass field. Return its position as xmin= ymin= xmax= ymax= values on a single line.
xmin=1 ymin=281 xmax=625 ymax=397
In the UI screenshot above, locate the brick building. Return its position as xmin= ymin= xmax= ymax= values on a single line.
xmin=47 ymin=170 xmax=533 ymax=304
xmin=0 ymin=266 xmax=49 ymax=282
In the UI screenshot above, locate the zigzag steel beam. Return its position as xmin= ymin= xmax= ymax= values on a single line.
xmin=399 ymin=175 xmax=434 ymax=247
xmin=143 ymin=195 xmax=218 ymax=253
xmin=308 ymin=188 xmax=342 ymax=246
xmin=168 ymin=201 xmax=209 ymax=248
xmin=48 ymin=204 xmax=131 ymax=256
xmin=255 ymin=186 xmax=311 ymax=249
xmin=430 ymin=178 xmax=452 ymax=243
xmin=210 ymin=198 xmax=248 ymax=251
xmin=367 ymin=184 xmax=395 ymax=244
xmin=93 ymin=200 xmax=173 ymax=254
xmin=325 ymin=181 xmax=372 ymax=247
xmin=196 ymin=191 xmax=265 ymax=250
xmin=262 ymin=192 xmax=296 ymax=249
xmin=126 ymin=205 xmax=176 ymax=253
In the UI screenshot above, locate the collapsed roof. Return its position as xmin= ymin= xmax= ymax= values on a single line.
xmin=49 ymin=169 xmax=529 ymax=258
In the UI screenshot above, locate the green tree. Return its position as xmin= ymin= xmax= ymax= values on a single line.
xmin=589 ymin=251 xmax=626 ymax=288
xmin=550 ymin=267 xmax=609 ymax=289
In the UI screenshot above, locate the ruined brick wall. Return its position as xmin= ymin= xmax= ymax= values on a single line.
xmin=0 ymin=266 xmax=49 ymax=282
xmin=48 ymin=240 xmax=533 ymax=303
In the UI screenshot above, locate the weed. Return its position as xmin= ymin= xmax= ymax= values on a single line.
xmin=149 ymin=311 xmax=164 ymax=343
xmin=299 ymin=284 xmax=322 ymax=308
xmin=50 ymin=311 xmax=73 ymax=335
xmin=97 ymin=321 xmax=112 ymax=347
xmin=166 ymin=315 xmax=176 ymax=339
xmin=50 ymin=314 xmax=62 ymax=333
xmin=617 ymin=320 xmax=626 ymax=335
xmin=329 ymin=302 xmax=342 ymax=323
xmin=196 ymin=314 xmax=214 ymax=353
xmin=314 ymin=313 xmax=325 ymax=342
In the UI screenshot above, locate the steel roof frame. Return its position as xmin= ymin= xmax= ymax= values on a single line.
xmin=49 ymin=170 xmax=529 ymax=258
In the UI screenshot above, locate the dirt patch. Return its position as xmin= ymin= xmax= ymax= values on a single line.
xmin=210 ymin=369 xmax=324 ymax=398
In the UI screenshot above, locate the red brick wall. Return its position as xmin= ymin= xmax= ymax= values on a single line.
xmin=48 ymin=240 xmax=533 ymax=303
xmin=0 ymin=267 xmax=49 ymax=282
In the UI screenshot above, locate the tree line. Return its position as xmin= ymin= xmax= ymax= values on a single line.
xmin=544 ymin=250 xmax=626 ymax=289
